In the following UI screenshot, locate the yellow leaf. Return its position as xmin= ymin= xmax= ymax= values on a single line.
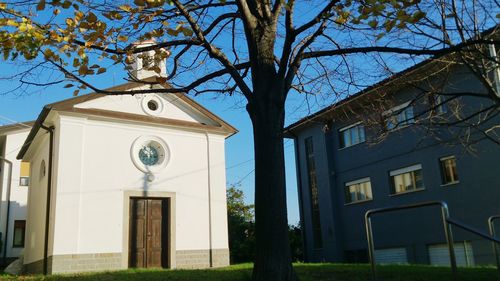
xmin=75 ymin=11 xmax=84 ymax=20
xmin=18 ymin=23 xmax=27 ymax=32
xmin=65 ymin=18 xmax=74 ymax=27
xmin=6 ymin=19 xmax=18 ymax=27
xmin=0 ymin=3 xmax=6 ymax=9
xmin=97 ymin=68 xmax=106 ymax=74
xmin=119 ymin=5 xmax=132 ymax=12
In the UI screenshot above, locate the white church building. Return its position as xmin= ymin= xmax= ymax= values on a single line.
xmin=0 ymin=49 xmax=236 ymax=274
xmin=0 ymin=122 xmax=33 ymax=262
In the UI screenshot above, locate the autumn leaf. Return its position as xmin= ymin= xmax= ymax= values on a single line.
xmin=61 ymin=0 xmax=71 ymax=9
xmin=86 ymin=12 xmax=97 ymax=23
xmin=119 ymin=5 xmax=132 ymax=12
xmin=117 ymin=35 xmax=128 ymax=42
xmin=36 ymin=0 xmax=45 ymax=11
xmin=64 ymin=83 xmax=74 ymax=88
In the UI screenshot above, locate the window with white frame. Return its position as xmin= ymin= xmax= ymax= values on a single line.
xmin=440 ymin=156 xmax=459 ymax=185
xmin=345 ymin=178 xmax=373 ymax=204
xmin=383 ymin=102 xmax=415 ymax=130
xmin=390 ymin=164 xmax=424 ymax=195
xmin=339 ymin=122 xmax=366 ymax=148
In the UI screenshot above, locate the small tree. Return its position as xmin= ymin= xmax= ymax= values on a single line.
xmin=226 ymin=185 xmax=255 ymax=264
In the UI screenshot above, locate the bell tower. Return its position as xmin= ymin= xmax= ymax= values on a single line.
xmin=128 ymin=40 xmax=170 ymax=80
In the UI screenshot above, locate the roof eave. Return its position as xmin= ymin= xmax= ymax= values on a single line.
xmin=16 ymin=106 xmax=52 ymax=160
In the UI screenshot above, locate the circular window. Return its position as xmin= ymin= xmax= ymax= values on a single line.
xmin=141 ymin=95 xmax=164 ymax=116
xmin=40 ymin=160 xmax=46 ymax=181
xmin=131 ymin=136 xmax=170 ymax=173
xmin=147 ymin=100 xmax=159 ymax=111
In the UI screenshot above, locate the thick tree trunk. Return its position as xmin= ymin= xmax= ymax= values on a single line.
xmin=248 ymin=96 xmax=298 ymax=281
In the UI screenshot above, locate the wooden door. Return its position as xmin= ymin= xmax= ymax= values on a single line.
xmin=129 ymin=198 xmax=167 ymax=268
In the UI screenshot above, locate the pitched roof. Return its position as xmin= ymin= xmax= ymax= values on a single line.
xmin=17 ymin=80 xmax=237 ymax=159
xmin=0 ymin=121 xmax=35 ymax=135
xmin=284 ymin=24 xmax=500 ymax=135
xmin=283 ymin=57 xmax=435 ymax=134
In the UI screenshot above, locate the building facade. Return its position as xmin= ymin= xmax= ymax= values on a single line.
xmin=0 ymin=123 xmax=34 ymax=263
xmin=14 ymin=85 xmax=236 ymax=274
xmin=285 ymin=57 xmax=500 ymax=266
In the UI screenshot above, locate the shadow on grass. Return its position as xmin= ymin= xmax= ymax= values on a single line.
xmin=294 ymin=263 xmax=500 ymax=281
xmin=0 ymin=263 xmax=499 ymax=281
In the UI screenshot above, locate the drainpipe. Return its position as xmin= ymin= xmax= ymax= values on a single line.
xmin=205 ymin=133 xmax=213 ymax=267
xmin=40 ymin=125 xmax=54 ymax=275
xmin=0 ymin=156 xmax=13 ymax=265
xmin=288 ymin=131 xmax=307 ymax=262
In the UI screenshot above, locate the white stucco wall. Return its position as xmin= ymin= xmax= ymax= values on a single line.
xmin=50 ymin=114 xmax=229 ymax=261
xmin=23 ymin=131 xmax=51 ymax=264
xmin=74 ymin=93 xmax=218 ymax=126
xmin=0 ymin=130 xmax=30 ymax=258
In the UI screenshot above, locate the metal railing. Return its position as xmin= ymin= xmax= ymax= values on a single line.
xmin=489 ymin=215 xmax=500 ymax=271
xmin=365 ymin=201 xmax=500 ymax=281
xmin=365 ymin=201 xmax=457 ymax=281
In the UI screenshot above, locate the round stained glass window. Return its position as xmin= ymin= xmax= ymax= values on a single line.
xmin=139 ymin=145 xmax=160 ymax=166
xmin=131 ymin=136 xmax=171 ymax=173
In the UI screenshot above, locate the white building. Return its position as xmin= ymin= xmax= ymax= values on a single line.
xmin=1 ymin=51 xmax=237 ymax=274
xmin=0 ymin=122 xmax=34 ymax=262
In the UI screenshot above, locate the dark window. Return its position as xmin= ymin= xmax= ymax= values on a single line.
xmin=13 ymin=220 xmax=25 ymax=248
xmin=305 ymin=137 xmax=322 ymax=249
xmin=339 ymin=123 xmax=366 ymax=148
xmin=345 ymin=178 xmax=373 ymax=204
xmin=440 ymin=156 xmax=459 ymax=185
xmin=428 ymin=94 xmax=447 ymax=114
xmin=384 ymin=103 xmax=415 ymax=130
xmin=390 ymin=165 xmax=424 ymax=195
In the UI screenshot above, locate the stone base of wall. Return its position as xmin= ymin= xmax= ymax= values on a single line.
xmin=24 ymin=249 xmax=229 ymax=274
xmin=24 ymin=253 xmax=123 ymax=274
xmin=176 ymin=248 xmax=229 ymax=269
xmin=23 ymin=258 xmax=44 ymax=274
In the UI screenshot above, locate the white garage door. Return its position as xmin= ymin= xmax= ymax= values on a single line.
xmin=428 ymin=242 xmax=475 ymax=267
xmin=374 ymin=247 xmax=408 ymax=264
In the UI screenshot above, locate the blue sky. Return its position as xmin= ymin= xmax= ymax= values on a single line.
xmin=0 ymin=61 xmax=309 ymax=225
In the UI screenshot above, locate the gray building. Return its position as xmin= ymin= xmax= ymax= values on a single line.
xmin=285 ymin=49 xmax=500 ymax=266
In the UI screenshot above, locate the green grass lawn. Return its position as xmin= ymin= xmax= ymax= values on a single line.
xmin=0 ymin=263 xmax=498 ymax=281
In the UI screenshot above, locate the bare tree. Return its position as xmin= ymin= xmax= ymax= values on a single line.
xmin=0 ymin=1 xmax=499 ymax=280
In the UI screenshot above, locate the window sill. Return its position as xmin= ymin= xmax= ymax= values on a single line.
xmin=344 ymin=199 xmax=373 ymax=206
xmin=12 ymin=245 xmax=24 ymax=248
xmin=389 ymin=188 xmax=425 ymax=197
xmin=441 ymin=181 xmax=459 ymax=187
xmin=386 ymin=123 xmax=414 ymax=132
xmin=338 ymin=141 xmax=366 ymax=151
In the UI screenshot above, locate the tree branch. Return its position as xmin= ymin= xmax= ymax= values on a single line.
xmin=172 ymin=0 xmax=254 ymax=99
xmin=294 ymin=0 xmax=339 ymax=35
xmin=300 ymin=40 xmax=500 ymax=59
